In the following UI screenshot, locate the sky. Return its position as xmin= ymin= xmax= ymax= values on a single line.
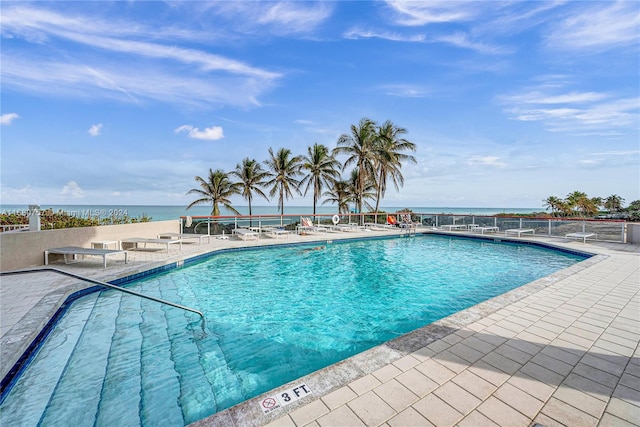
xmin=1 ymin=1 xmax=639 ymax=210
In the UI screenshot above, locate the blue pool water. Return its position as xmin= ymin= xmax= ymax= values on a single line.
xmin=1 ymin=235 xmax=586 ymax=426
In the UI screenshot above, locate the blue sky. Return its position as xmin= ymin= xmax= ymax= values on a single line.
xmin=1 ymin=1 xmax=639 ymax=209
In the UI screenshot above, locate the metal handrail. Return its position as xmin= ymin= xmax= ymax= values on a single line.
xmin=0 ymin=267 xmax=207 ymax=334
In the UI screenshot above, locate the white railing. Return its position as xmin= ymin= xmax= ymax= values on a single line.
xmin=179 ymin=213 xmax=628 ymax=243
xmin=0 ymin=224 xmax=29 ymax=232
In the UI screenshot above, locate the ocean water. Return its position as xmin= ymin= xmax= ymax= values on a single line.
xmin=0 ymin=204 xmax=541 ymax=222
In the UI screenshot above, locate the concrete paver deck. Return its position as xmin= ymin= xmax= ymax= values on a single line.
xmin=1 ymin=230 xmax=639 ymax=426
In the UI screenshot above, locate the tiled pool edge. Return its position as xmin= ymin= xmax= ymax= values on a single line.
xmin=188 ymin=253 xmax=607 ymax=427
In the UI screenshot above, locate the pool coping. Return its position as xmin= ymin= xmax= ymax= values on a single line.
xmin=0 ymin=232 xmax=598 ymax=409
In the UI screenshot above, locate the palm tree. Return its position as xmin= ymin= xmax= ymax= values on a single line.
xmin=186 ymin=169 xmax=240 ymax=216
xmin=300 ymin=143 xmax=340 ymax=216
xmin=230 ymin=158 xmax=269 ymax=225
xmin=347 ymin=168 xmax=376 ymax=214
xmin=604 ymin=194 xmax=625 ymax=212
xmin=543 ymin=196 xmax=563 ymax=217
xmin=373 ymin=120 xmax=416 ymax=213
xmin=566 ymin=191 xmax=588 ymax=217
xmin=263 ymin=147 xmax=303 ymax=214
xmin=333 ymin=117 xmax=378 ymax=218
xmin=322 ymin=179 xmax=352 ymax=215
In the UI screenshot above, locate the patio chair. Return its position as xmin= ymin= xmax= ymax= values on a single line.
xmin=44 ymin=246 xmax=128 ymax=269
xmin=297 ymin=217 xmax=328 ymax=235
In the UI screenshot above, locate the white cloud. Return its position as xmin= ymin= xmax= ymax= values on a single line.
xmin=591 ymin=150 xmax=640 ymax=156
xmin=0 ymin=5 xmax=280 ymax=107
xmin=88 ymin=123 xmax=102 ymax=136
xmin=546 ymin=2 xmax=640 ymax=52
xmin=1 ymin=113 xmax=19 ymax=125
xmin=211 ymin=1 xmax=333 ymax=35
xmin=343 ymin=28 xmax=425 ymax=42
xmin=175 ymin=124 xmax=224 ymax=140
xmin=385 ymin=0 xmax=481 ymax=26
xmin=378 ymin=84 xmax=429 ymax=98
xmin=505 ymin=91 xmax=608 ymax=105
xmin=60 ymin=181 xmax=84 ymax=198
xmin=434 ymin=32 xmax=508 ymax=55
xmin=467 ymin=156 xmax=507 ymax=168
xmin=1 ymin=6 xmax=278 ymax=79
xmin=257 ymin=2 xmax=332 ymax=33
xmin=2 ymin=54 xmax=268 ymax=108
xmin=499 ymin=83 xmax=640 ymax=134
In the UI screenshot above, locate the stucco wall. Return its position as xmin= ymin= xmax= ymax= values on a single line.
xmin=0 ymin=220 xmax=180 ymax=271
xmin=627 ymin=223 xmax=640 ymax=244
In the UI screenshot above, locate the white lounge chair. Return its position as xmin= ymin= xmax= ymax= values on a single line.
xmin=505 ymin=228 xmax=535 ymax=237
xmin=44 ymin=246 xmax=128 ymax=269
xmin=329 ymin=223 xmax=356 ymax=232
xmin=440 ymin=224 xmax=467 ymax=231
xmin=263 ymin=227 xmax=290 ymax=239
xmin=232 ymin=228 xmax=260 ymax=241
xmin=121 ymin=237 xmax=182 ymax=253
xmin=565 ymin=232 xmax=596 ymax=243
xmin=472 ymin=226 xmax=500 ymax=234
xmin=158 ymin=232 xmax=210 ymax=244
xmin=297 ymin=217 xmax=328 ymax=235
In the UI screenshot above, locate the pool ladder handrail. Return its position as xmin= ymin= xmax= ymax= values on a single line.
xmin=0 ymin=267 xmax=207 ymax=334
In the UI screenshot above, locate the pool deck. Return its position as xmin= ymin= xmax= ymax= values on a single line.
xmin=1 ymin=228 xmax=639 ymax=426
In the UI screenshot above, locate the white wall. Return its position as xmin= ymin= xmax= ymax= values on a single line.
xmin=0 ymin=220 xmax=180 ymax=271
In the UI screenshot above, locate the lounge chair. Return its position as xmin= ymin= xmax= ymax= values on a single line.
xmin=158 ymin=232 xmax=210 ymax=244
xmin=400 ymin=214 xmax=418 ymax=229
xmin=329 ymin=223 xmax=357 ymax=232
xmin=505 ymin=228 xmax=535 ymax=237
xmin=121 ymin=237 xmax=183 ymax=253
xmin=364 ymin=222 xmax=391 ymax=231
xmin=263 ymin=227 xmax=290 ymax=239
xmin=44 ymin=246 xmax=128 ymax=269
xmin=565 ymin=232 xmax=596 ymax=243
xmin=232 ymin=228 xmax=260 ymax=241
xmin=472 ymin=226 xmax=500 ymax=234
xmin=440 ymin=224 xmax=467 ymax=231
xmin=297 ymin=217 xmax=328 ymax=235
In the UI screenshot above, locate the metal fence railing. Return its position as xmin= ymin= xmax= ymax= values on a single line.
xmin=179 ymin=213 xmax=628 ymax=243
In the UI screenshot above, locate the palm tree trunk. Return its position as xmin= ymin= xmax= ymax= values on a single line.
xmin=374 ymin=169 xmax=383 ymax=214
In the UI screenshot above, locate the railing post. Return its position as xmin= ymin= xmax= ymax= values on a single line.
xmin=207 ymin=219 xmax=210 ymax=235
xmin=548 ymin=220 xmax=552 ymax=237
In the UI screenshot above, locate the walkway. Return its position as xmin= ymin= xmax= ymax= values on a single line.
xmin=1 ymin=231 xmax=639 ymax=426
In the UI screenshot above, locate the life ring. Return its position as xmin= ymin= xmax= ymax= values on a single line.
xmin=332 ymin=214 xmax=340 ymax=225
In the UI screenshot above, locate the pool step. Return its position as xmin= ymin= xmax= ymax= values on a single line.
xmin=159 ymin=276 xmax=217 ymax=424
xmin=40 ymin=290 xmax=122 ymax=426
xmin=138 ymin=278 xmax=184 ymax=427
xmin=168 ymin=274 xmax=247 ymax=416
xmin=94 ymin=291 xmax=144 ymax=426
xmin=0 ymin=293 xmax=100 ymax=426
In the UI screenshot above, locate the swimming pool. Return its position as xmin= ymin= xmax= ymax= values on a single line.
xmin=0 ymin=235 xmax=587 ymax=426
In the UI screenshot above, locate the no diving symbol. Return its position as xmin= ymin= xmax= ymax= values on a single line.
xmin=262 ymin=397 xmax=277 ymax=410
